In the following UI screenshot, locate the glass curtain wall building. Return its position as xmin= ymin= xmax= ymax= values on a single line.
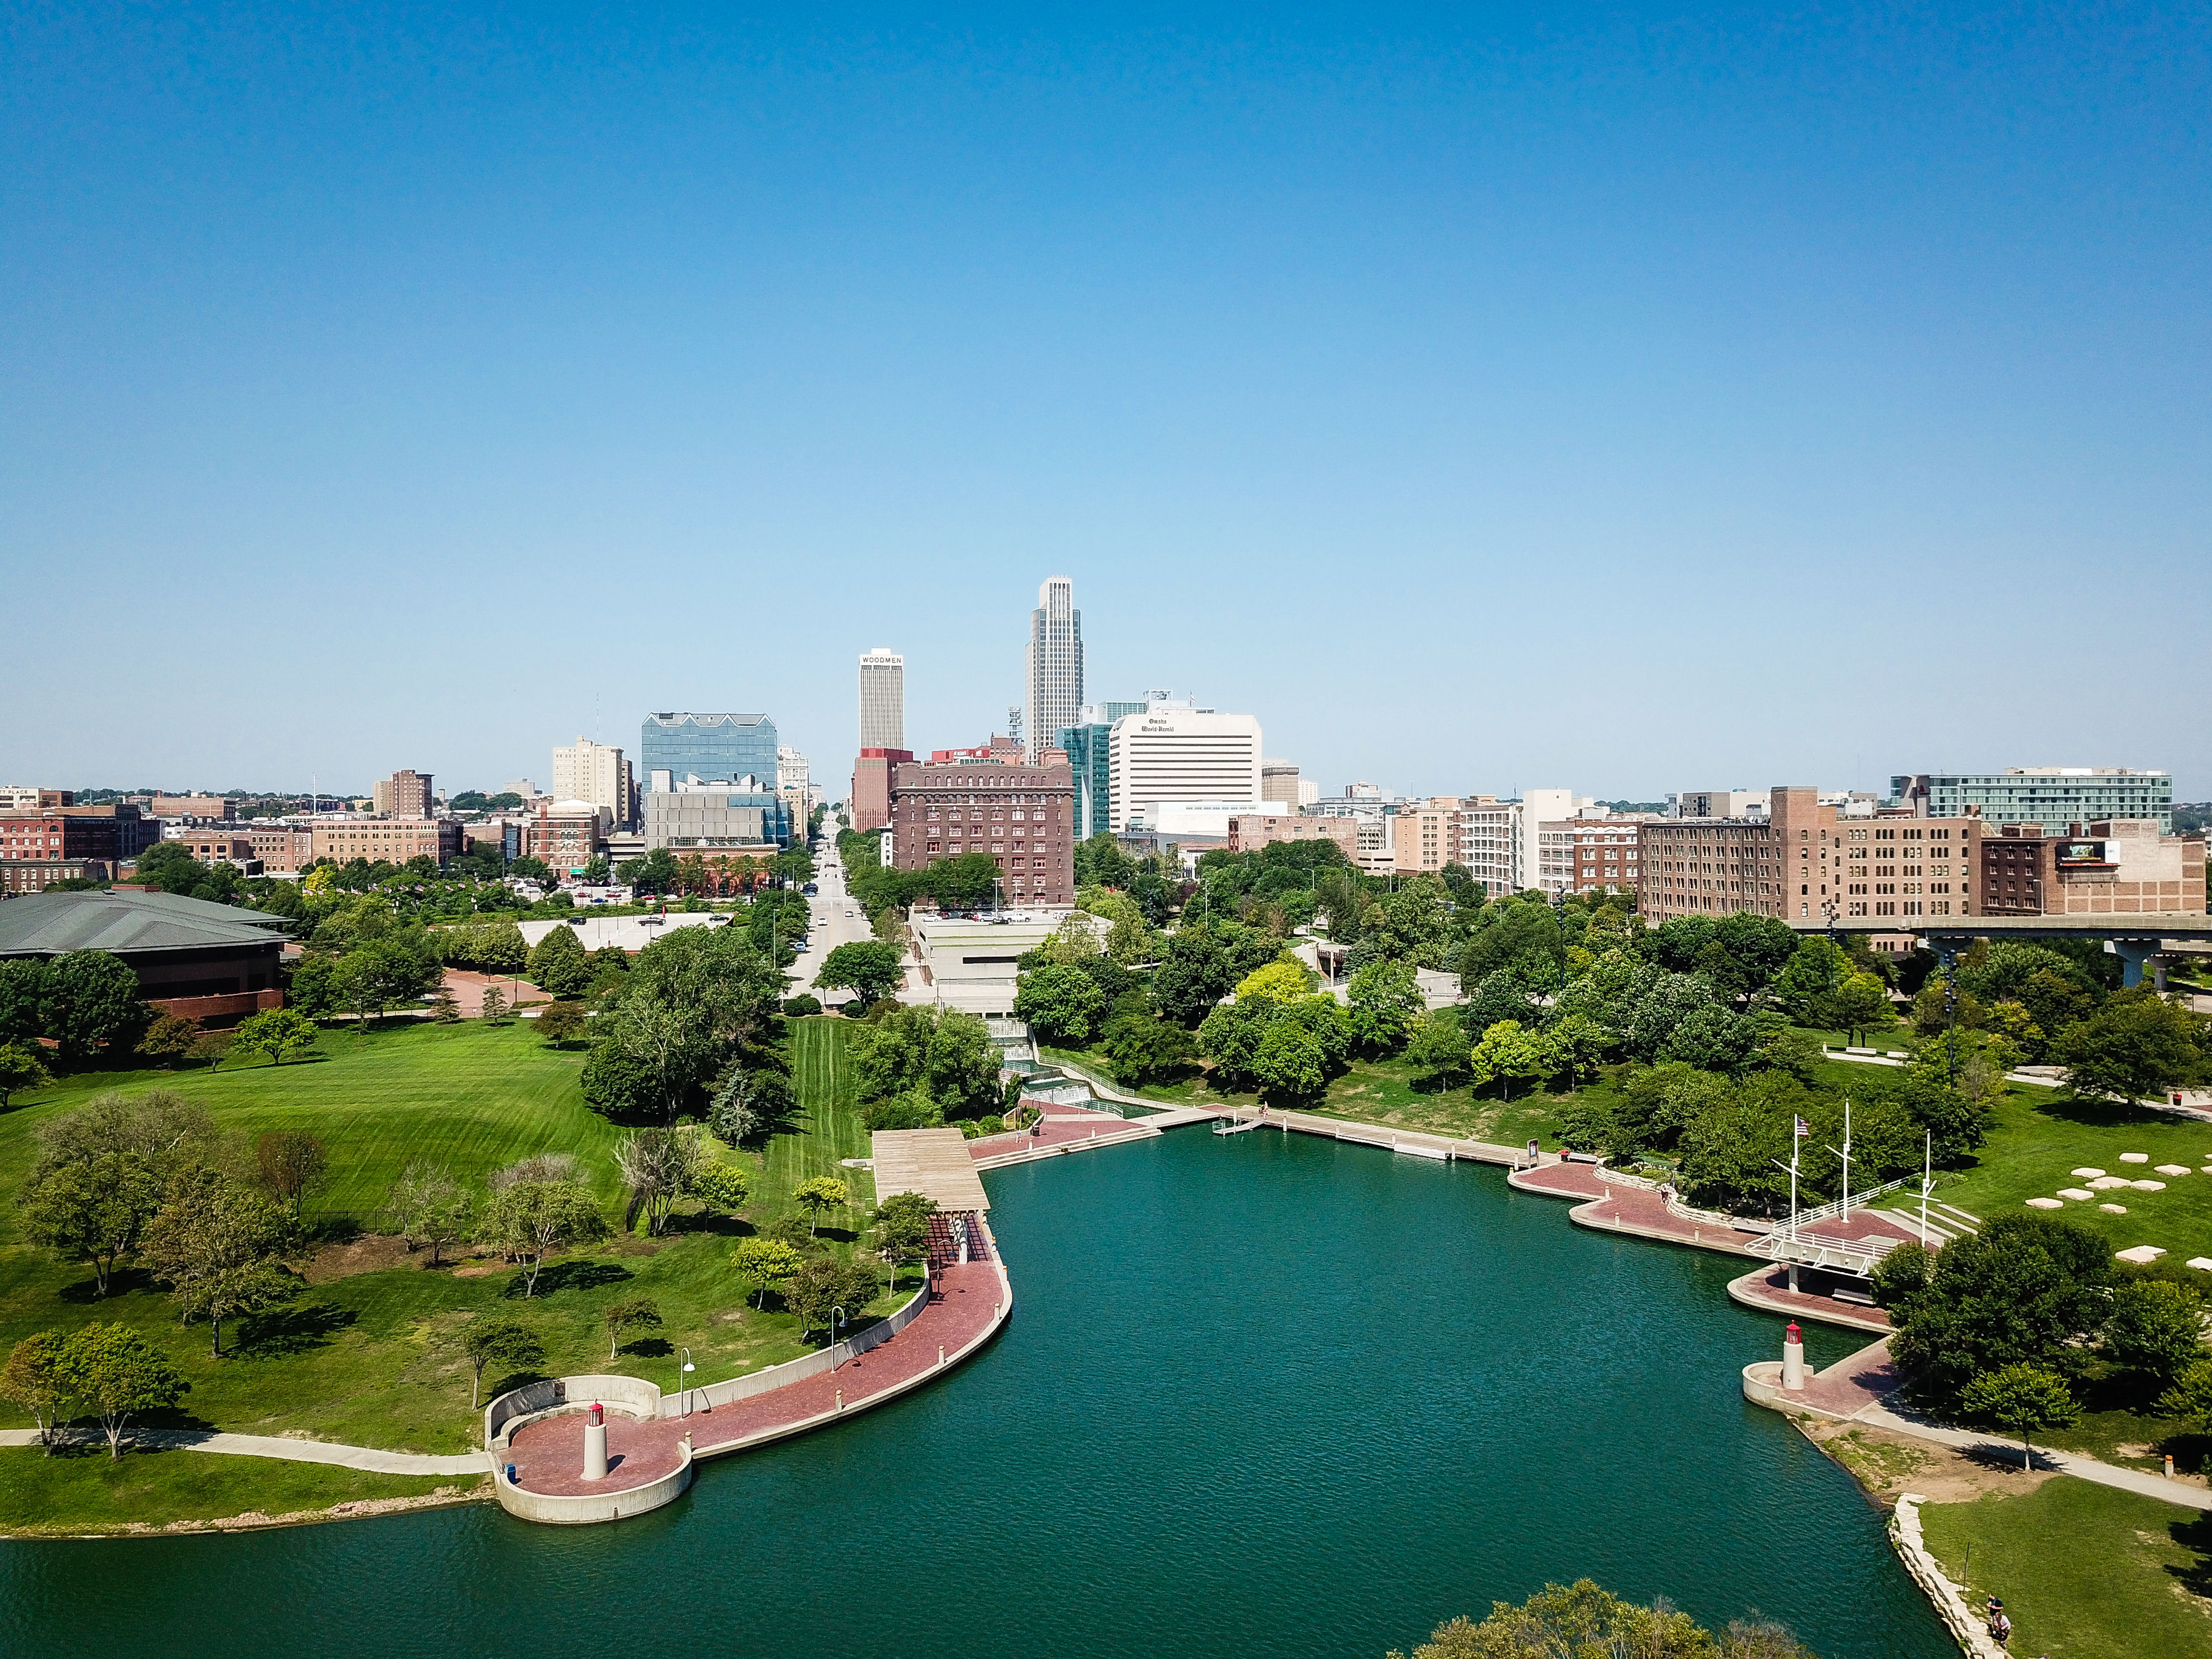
xmin=1025 ymin=576 xmax=1084 ymax=763
xmin=640 ymin=713 xmax=780 ymax=788
xmin=1058 ymin=701 xmax=1148 ymax=841
xmin=1891 ymin=769 xmax=2173 ymax=834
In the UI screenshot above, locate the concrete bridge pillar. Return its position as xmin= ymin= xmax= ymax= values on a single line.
xmin=2106 ymin=938 xmax=2164 ymax=991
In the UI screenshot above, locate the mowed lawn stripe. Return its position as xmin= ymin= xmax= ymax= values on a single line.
xmin=0 ymin=1021 xmax=629 ymax=1239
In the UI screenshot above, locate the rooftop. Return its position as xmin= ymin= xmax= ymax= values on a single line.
xmin=0 ymin=889 xmax=294 ymax=957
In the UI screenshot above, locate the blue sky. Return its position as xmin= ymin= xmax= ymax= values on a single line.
xmin=4 ymin=3 xmax=2208 ymax=801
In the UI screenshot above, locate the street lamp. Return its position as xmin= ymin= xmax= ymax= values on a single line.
xmin=829 ymin=1304 xmax=847 ymax=1351
xmin=678 ymin=1346 xmax=697 ymax=1417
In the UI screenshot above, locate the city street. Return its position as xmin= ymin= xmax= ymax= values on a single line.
xmin=786 ymin=840 xmax=874 ymax=1005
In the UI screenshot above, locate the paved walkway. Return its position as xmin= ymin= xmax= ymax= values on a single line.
xmin=969 ymin=1107 xmax=1161 ymax=1169
xmin=502 ymin=1257 xmax=1005 ymax=1498
xmin=440 ymin=969 xmax=549 ymax=1015
xmin=1728 ymin=1263 xmax=1894 ymax=1334
xmin=0 ymin=1426 xmax=482 ymax=1475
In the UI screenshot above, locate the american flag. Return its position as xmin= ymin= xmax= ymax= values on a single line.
xmin=1794 ymin=1116 xmax=1811 ymax=1139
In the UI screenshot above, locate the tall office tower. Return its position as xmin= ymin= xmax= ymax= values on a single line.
xmin=1261 ymin=760 xmax=1304 ymax=809
xmin=1025 ymin=576 xmax=1083 ymax=762
xmin=638 ymin=713 xmax=779 ymax=790
xmin=553 ymin=738 xmax=635 ymax=828
xmin=1107 ymin=702 xmax=1263 ymax=833
xmin=858 ymin=649 xmax=905 ymax=752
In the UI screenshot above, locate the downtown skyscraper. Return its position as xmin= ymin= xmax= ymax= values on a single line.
xmin=1024 ymin=576 xmax=1083 ymax=761
xmin=858 ymin=647 xmax=905 ymax=752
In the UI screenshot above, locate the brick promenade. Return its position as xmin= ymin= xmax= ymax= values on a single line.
xmin=503 ymin=1257 xmax=1004 ymax=1498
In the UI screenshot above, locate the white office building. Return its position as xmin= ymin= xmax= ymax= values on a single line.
xmin=1108 ymin=702 xmax=1263 ymax=833
xmin=1457 ymin=788 xmax=1575 ymax=897
xmin=858 ymin=649 xmax=905 ymax=752
xmin=1025 ymin=578 xmax=1084 ymax=763
xmin=551 ymin=738 xmax=634 ymax=828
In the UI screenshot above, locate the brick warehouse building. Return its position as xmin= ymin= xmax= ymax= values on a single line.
xmin=0 ymin=889 xmax=292 ymax=1024
xmin=1638 ymin=785 xmax=1984 ymax=925
xmin=887 ymin=753 xmax=1076 ymax=906
xmin=2 ymin=811 xmax=123 ymax=891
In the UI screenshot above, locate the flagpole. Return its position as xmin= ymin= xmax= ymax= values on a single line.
xmin=1920 ymin=1129 xmax=1932 ymax=1244
xmin=1840 ymin=1096 xmax=1853 ymax=1224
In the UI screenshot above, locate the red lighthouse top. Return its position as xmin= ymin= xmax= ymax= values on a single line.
xmin=587 ymin=1402 xmax=604 ymax=1425
xmin=1785 ymin=1322 xmax=1802 ymax=1342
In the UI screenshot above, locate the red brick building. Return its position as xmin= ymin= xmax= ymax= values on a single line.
xmin=2 ymin=811 xmax=123 ymax=872
xmin=1225 ymin=815 xmax=1358 ymax=858
xmin=1641 ymin=786 xmax=1983 ymax=923
xmin=849 ymin=748 xmax=915 ymax=833
xmin=888 ymin=756 xmax=1075 ymax=905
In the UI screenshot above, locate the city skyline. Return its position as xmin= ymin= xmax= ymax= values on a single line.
xmin=4 ymin=11 xmax=2208 ymax=798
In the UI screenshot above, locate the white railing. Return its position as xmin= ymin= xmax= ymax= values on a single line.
xmin=1788 ymin=1176 xmax=1912 ymax=1231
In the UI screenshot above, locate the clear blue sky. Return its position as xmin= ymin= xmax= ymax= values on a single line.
xmin=5 ymin=3 xmax=2208 ymax=802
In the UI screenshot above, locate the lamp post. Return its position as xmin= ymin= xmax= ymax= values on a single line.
xmin=678 ymin=1347 xmax=696 ymax=1417
xmin=1552 ymin=888 xmax=1570 ymax=999
xmin=829 ymin=1305 xmax=847 ymax=1352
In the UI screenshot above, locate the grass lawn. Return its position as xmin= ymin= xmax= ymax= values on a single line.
xmin=1916 ymin=1476 xmax=2212 ymax=1659
xmin=1933 ymin=1081 xmax=2212 ymax=1264
xmin=0 ymin=1013 xmax=906 ymax=1523
xmin=0 ymin=1446 xmax=475 ymax=1537
xmin=0 ymin=1018 xmax=631 ymax=1224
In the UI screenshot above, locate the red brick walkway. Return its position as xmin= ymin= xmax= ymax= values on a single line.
xmin=1728 ymin=1263 xmax=1894 ymax=1334
xmin=441 ymin=969 xmax=550 ymax=1015
xmin=503 ymin=1258 xmax=1004 ymax=1498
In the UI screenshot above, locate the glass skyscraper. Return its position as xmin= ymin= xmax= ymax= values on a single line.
xmin=639 ymin=713 xmax=780 ymax=788
xmin=1058 ymin=701 xmax=1148 ymax=841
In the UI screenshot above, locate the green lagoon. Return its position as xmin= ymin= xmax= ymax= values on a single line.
xmin=0 ymin=1129 xmax=1949 ymax=1659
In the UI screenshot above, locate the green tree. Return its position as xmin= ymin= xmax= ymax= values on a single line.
xmin=383 ymin=1161 xmax=473 ymax=1265
xmin=1407 ymin=1008 xmax=1473 ymax=1087
xmin=1770 ymin=937 xmax=1851 ymax=1026
xmin=874 ymin=1191 xmax=937 ymax=1269
xmin=1468 ymin=1020 xmax=1551 ymax=1100
xmin=1233 ymin=956 xmax=1315 ymax=1004
xmin=0 ymin=1042 xmax=53 ymax=1106
xmin=1830 ymin=972 xmax=1895 ymax=1047
xmin=460 ymin=1318 xmax=546 ymax=1408
xmin=1959 ymin=1361 xmax=2078 ymax=1471
xmin=474 ymin=1180 xmax=610 ymax=1296
xmin=136 ymin=1010 xmax=202 ymax=1069
xmin=1102 ymin=998 xmax=1199 ymax=1086
xmin=60 ymin=1324 xmax=186 ymax=1459
xmin=0 ymin=1332 xmax=74 ymax=1452
xmin=733 ymin=1236 xmax=804 ymax=1309
xmin=536 ymin=1000 xmax=588 ymax=1045
xmin=1251 ymin=1020 xmax=1327 ymax=1102
xmin=286 ymin=953 xmax=340 ymax=1018
xmin=848 ymin=1004 xmax=1000 ymax=1116
xmin=691 ymin=1158 xmax=751 ymax=1218
xmin=862 ymin=1086 xmax=945 ymax=1131
xmin=232 ymin=1007 xmax=318 ymax=1067
xmin=815 ymin=940 xmax=906 ymax=1005
xmin=604 ymin=1296 xmax=665 ymax=1360
xmin=2157 ymin=1357 xmax=2212 ymax=1432
xmin=141 ymin=1170 xmax=302 ymax=1356
xmin=792 ymin=1175 xmax=850 ymax=1236
xmin=708 ymin=1064 xmax=795 ymax=1145
xmin=336 ymin=934 xmax=441 ymax=1028
xmin=1879 ymin=1213 xmax=2112 ymax=1408
xmin=253 ymin=1130 xmax=329 ymax=1221
xmin=2052 ymin=987 xmax=2207 ymax=1102
xmin=18 ymin=1151 xmax=162 ymax=1297
xmin=526 ymin=925 xmax=594 ymax=998
xmin=1345 ymin=959 xmax=1423 ymax=1055
xmin=2104 ymin=1278 xmax=2206 ymax=1386
xmin=1013 ymin=963 xmax=1109 ymax=1046
xmin=1546 ymin=1012 xmax=1610 ymax=1089
xmin=42 ymin=950 xmax=147 ymax=1060
xmin=582 ymin=992 xmax=723 ymax=1122
xmin=479 ymin=985 xmax=509 ymax=1024
xmin=1395 ymin=1578 xmax=1755 ymax=1659
xmin=781 ymin=1254 xmax=880 ymax=1341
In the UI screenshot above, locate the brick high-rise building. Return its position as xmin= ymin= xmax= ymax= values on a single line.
xmin=849 ymin=748 xmax=915 ymax=834
xmin=887 ymin=754 xmax=1075 ymax=906
xmin=372 ymin=770 xmax=435 ymax=818
xmin=1639 ymin=785 xmax=1984 ymax=924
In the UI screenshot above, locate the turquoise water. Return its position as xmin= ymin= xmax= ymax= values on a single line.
xmin=1 ymin=1131 xmax=1950 ymax=1659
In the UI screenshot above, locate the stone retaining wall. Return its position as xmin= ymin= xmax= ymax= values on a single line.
xmin=686 ymin=1280 xmax=931 ymax=1412
xmin=487 ymin=1441 xmax=694 ymax=1525
xmin=1890 ymin=1493 xmax=2007 ymax=1658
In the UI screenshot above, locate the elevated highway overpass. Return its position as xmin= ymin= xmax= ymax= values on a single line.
xmin=1787 ymin=912 xmax=2212 ymax=986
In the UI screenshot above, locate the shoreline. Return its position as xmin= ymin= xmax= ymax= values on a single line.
xmin=0 ymin=1477 xmax=491 ymax=1541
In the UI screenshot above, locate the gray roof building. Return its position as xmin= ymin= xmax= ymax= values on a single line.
xmin=0 ymin=890 xmax=292 ymax=1007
